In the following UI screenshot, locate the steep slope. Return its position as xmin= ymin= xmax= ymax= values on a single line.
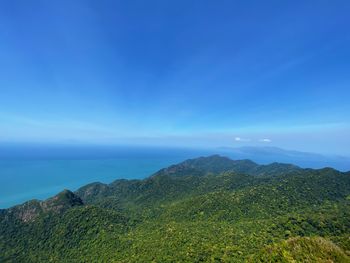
xmin=1 ymin=189 xmax=83 ymax=223
xmin=75 ymin=155 xmax=303 ymax=207
xmin=0 ymin=206 xmax=131 ymax=262
xmin=1 ymin=155 xmax=349 ymax=262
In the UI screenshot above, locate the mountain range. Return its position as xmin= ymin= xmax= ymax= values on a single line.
xmin=217 ymin=146 xmax=350 ymax=171
xmin=1 ymin=155 xmax=349 ymax=262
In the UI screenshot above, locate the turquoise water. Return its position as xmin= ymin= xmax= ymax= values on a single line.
xmin=0 ymin=146 xmax=207 ymax=208
xmin=2 ymin=144 xmax=348 ymax=208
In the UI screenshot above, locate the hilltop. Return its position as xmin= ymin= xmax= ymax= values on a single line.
xmin=1 ymin=155 xmax=349 ymax=262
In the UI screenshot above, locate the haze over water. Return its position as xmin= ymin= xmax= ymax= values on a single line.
xmin=0 ymin=1 xmax=349 ymax=208
xmin=0 ymin=145 xmax=210 ymax=208
xmin=1 ymin=143 xmax=349 ymax=208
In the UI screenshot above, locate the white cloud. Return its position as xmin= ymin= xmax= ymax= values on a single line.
xmin=235 ymin=137 xmax=251 ymax=142
xmin=259 ymin=138 xmax=272 ymax=143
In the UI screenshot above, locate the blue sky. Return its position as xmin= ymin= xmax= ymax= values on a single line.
xmin=0 ymin=1 xmax=349 ymax=155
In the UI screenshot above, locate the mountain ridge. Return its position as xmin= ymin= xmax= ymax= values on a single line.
xmin=1 ymin=155 xmax=349 ymax=262
xmin=1 ymin=189 xmax=83 ymax=223
xmin=3 ymin=155 xmax=346 ymax=212
xmin=218 ymin=146 xmax=350 ymax=171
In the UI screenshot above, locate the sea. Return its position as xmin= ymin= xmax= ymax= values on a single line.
xmin=1 ymin=143 xmax=349 ymax=209
xmin=0 ymin=144 xmax=209 ymax=208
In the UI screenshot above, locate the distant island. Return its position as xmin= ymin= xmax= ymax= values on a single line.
xmin=1 ymin=155 xmax=349 ymax=262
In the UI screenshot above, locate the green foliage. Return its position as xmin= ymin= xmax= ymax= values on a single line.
xmin=251 ymin=236 xmax=350 ymax=262
xmin=1 ymin=155 xmax=349 ymax=262
xmin=1 ymin=206 xmax=130 ymax=262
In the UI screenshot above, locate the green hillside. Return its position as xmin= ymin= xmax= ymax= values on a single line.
xmin=1 ymin=155 xmax=349 ymax=262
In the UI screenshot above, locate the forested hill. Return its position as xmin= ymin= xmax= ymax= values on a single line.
xmin=153 ymin=154 xmax=301 ymax=176
xmin=1 ymin=155 xmax=350 ymax=262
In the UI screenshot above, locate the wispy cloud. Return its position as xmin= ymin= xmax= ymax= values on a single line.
xmin=259 ymin=138 xmax=272 ymax=143
xmin=235 ymin=137 xmax=251 ymax=142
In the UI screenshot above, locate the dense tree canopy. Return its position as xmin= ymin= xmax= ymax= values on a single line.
xmin=1 ymin=155 xmax=349 ymax=262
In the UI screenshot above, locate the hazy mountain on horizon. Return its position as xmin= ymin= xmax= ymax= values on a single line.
xmin=216 ymin=146 xmax=350 ymax=171
xmin=0 ymin=142 xmax=349 ymax=171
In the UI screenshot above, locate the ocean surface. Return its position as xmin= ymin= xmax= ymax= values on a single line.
xmin=1 ymin=144 xmax=349 ymax=209
xmin=0 ymin=145 xmax=209 ymax=208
